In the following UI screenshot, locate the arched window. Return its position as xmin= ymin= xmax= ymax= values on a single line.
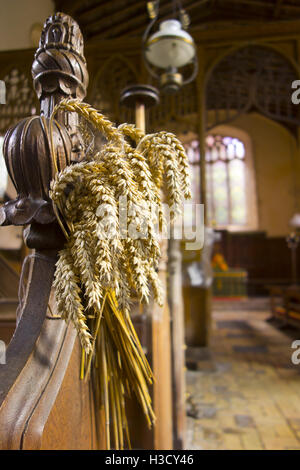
xmin=186 ymin=132 xmax=257 ymax=229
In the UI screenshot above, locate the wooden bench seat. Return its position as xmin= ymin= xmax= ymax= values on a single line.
xmin=269 ymin=286 xmax=300 ymax=328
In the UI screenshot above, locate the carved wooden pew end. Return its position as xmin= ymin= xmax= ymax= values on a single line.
xmin=0 ymin=12 xmax=97 ymax=450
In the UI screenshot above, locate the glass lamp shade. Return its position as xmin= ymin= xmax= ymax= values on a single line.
xmin=145 ymin=19 xmax=196 ymax=69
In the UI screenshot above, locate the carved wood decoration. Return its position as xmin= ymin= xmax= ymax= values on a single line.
xmin=0 ymin=13 xmax=97 ymax=450
xmin=148 ymin=80 xmax=198 ymax=132
xmin=206 ymin=45 xmax=300 ymax=132
xmin=90 ymin=55 xmax=137 ymax=125
xmin=90 ymin=64 xmax=198 ymax=133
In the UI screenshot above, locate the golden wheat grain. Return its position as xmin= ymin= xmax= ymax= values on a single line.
xmin=49 ymin=98 xmax=191 ymax=449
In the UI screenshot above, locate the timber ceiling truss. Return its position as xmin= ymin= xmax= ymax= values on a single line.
xmin=54 ymin=0 xmax=300 ymax=40
xmin=206 ymin=45 xmax=300 ymax=131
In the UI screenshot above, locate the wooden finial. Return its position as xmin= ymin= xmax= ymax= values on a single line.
xmin=0 ymin=12 xmax=89 ymax=249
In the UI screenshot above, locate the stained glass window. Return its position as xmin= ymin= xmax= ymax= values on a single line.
xmin=186 ymin=135 xmax=247 ymax=227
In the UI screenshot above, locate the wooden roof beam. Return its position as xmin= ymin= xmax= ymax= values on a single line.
xmin=54 ymin=0 xmax=84 ymax=15
xmin=117 ymin=0 xmax=217 ymax=39
xmin=84 ymin=17 xmax=300 ymax=53
xmin=77 ymin=0 xmax=129 ymax=20
xmin=88 ymin=0 xmax=210 ymax=39
xmin=85 ymin=0 xmax=147 ymax=34
xmin=236 ymin=0 xmax=300 ymax=13
xmin=274 ymin=0 xmax=284 ymax=18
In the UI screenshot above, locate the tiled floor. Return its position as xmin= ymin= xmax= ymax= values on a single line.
xmin=186 ymin=304 xmax=300 ymax=450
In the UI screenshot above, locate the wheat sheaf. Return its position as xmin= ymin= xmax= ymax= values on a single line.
xmin=48 ymin=98 xmax=191 ymax=450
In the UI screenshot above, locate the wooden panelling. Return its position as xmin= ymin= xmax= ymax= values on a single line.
xmin=215 ymin=230 xmax=299 ymax=295
xmin=41 ymin=338 xmax=98 ymax=450
xmin=0 ymin=320 xmax=15 ymax=345
xmin=183 ymin=286 xmax=211 ymax=346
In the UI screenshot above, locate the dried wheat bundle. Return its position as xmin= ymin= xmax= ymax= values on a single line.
xmin=49 ymin=98 xmax=191 ymax=449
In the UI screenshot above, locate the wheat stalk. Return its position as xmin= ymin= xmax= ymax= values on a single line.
xmin=49 ymin=98 xmax=191 ymax=449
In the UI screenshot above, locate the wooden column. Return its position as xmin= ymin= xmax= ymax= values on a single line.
xmin=184 ymin=45 xmax=212 ymax=348
xmin=168 ymin=237 xmax=186 ymax=449
xmin=197 ymin=46 xmax=208 ymax=217
xmin=135 ymin=101 xmax=146 ymax=132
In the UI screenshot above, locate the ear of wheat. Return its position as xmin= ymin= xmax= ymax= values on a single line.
xmin=49 ymin=98 xmax=191 ymax=450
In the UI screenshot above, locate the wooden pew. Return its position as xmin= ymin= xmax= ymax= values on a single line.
xmin=269 ymin=285 xmax=300 ymax=329
xmin=0 ymin=13 xmax=98 ymax=450
xmin=0 ymin=254 xmax=19 ymax=344
xmin=0 ymin=255 xmax=97 ymax=449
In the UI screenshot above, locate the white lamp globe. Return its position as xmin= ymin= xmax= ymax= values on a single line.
xmin=145 ymin=19 xmax=196 ymax=69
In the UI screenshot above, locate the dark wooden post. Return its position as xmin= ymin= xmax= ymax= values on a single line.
xmin=0 ymin=13 xmax=98 ymax=450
